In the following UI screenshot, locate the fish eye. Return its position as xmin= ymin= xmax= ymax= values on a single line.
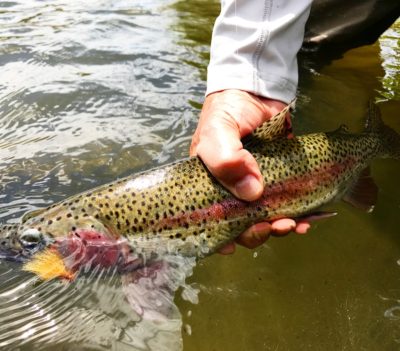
xmin=20 ymin=229 xmax=43 ymax=248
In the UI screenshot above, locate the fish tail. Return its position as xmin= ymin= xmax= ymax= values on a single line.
xmin=366 ymin=101 xmax=400 ymax=160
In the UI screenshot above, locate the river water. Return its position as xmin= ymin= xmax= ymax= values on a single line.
xmin=0 ymin=1 xmax=399 ymax=350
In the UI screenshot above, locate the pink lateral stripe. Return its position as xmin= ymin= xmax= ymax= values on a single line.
xmin=153 ymin=157 xmax=357 ymax=230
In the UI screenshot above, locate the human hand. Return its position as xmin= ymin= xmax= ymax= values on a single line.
xmin=190 ymin=89 xmax=310 ymax=254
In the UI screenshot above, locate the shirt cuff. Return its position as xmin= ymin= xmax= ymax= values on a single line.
xmin=206 ymin=64 xmax=297 ymax=104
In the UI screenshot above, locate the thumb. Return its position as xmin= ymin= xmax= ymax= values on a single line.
xmin=192 ymin=117 xmax=264 ymax=202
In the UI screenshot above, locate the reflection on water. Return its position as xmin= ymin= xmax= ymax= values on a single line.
xmin=0 ymin=268 xmax=132 ymax=350
xmin=0 ymin=263 xmax=190 ymax=350
xmin=0 ymin=1 xmax=204 ymax=350
xmin=0 ymin=0 xmax=399 ymax=350
xmin=0 ymin=0 xmax=205 ymax=217
xmin=379 ymin=21 xmax=400 ymax=100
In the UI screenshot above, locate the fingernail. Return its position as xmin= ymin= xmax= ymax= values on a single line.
xmin=235 ymin=175 xmax=263 ymax=201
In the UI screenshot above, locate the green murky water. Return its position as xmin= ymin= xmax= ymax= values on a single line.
xmin=0 ymin=1 xmax=399 ymax=350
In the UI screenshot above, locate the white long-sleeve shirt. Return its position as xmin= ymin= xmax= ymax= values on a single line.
xmin=207 ymin=0 xmax=312 ymax=104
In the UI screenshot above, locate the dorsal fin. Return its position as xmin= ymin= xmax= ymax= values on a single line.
xmin=343 ymin=167 xmax=378 ymax=213
xmin=333 ymin=124 xmax=350 ymax=134
xmin=243 ymin=99 xmax=296 ymax=147
xmin=21 ymin=208 xmax=47 ymax=223
xmin=365 ymin=100 xmax=383 ymax=133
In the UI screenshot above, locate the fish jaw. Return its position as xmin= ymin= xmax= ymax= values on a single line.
xmin=0 ymin=224 xmax=21 ymax=261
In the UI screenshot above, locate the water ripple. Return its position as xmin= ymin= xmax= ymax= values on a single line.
xmin=0 ymin=1 xmax=204 ymax=349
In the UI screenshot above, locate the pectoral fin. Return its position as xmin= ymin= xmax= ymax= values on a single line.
xmin=121 ymin=255 xmax=197 ymax=323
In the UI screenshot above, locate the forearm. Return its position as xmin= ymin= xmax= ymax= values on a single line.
xmin=207 ymin=0 xmax=312 ymax=104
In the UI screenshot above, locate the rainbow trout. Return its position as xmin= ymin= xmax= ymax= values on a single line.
xmin=0 ymin=101 xmax=399 ymax=281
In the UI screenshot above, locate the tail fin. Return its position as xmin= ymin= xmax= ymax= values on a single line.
xmin=366 ymin=101 xmax=400 ymax=160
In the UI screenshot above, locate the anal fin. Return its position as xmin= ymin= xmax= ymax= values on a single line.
xmin=343 ymin=167 xmax=378 ymax=213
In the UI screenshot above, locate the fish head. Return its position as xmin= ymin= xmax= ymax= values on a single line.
xmin=0 ymin=224 xmax=54 ymax=262
xmin=0 ymin=219 xmax=131 ymax=280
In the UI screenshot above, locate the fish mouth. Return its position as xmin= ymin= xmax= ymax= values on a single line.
xmin=0 ymin=224 xmax=26 ymax=262
xmin=0 ymin=245 xmax=26 ymax=263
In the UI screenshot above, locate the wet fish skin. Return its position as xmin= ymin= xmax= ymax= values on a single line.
xmin=0 ymin=102 xmax=399 ymax=270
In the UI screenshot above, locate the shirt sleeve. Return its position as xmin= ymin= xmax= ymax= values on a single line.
xmin=206 ymin=0 xmax=312 ymax=104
